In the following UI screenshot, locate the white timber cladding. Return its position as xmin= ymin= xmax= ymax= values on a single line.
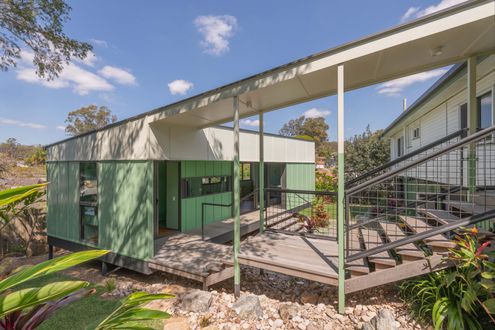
xmin=46 ymin=122 xmax=315 ymax=163
xmin=385 ymin=55 xmax=495 ymax=186
xmin=386 ymin=55 xmax=495 ymax=160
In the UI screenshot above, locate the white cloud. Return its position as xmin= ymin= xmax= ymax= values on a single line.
xmin=16 ymin=50 xmax=115 ymax=95
xmin=168 ymin=79 xmax=194 ymax=95
xmin=17 ymin=62 xmax=114 ymax=95
xmin=98 ymin=65 xmax=137 ymax=85
xmin=401 ymin=0 xmax=467 ymax=22
xmin=303 ymin=108 xmax=331 ymax=118
xmin=0 ymin=117 xmax=47 ymax=129
xmin=56 ymin=125 xmax=66 ymax=131
xmin=194 ymin=15 xmax=238 ymax=55
xmin=377 ymin=68 xmax=448 ymax=96
xmin=90 ymin=38 xmax=108 ymax=48
xmin=241 ymin=119 xmax=260 ymax=127
xmin=75 ymin=51 xmax=98 ymax=67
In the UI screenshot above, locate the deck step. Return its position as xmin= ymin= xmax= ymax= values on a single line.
xmin=399 ymin=216 xmax=456 ymax=251
xmin=360 ymin=228 xmax=397 ymax=270
xmin=345 ymin=229 xmax=370 ymax=277
xmin=417 ymin=208 xmax=460 ymax=224
xmin=378 ymin=222 xmax=425 ymax=261
xmin=447 ymin=201 xmax=486 ymax=215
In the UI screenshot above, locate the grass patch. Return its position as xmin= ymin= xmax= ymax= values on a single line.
xmin=13 ymin=273 xmax=163 ymax=330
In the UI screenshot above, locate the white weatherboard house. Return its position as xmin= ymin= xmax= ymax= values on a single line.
xmin=383 ymin=55 xmax=494 ymax=161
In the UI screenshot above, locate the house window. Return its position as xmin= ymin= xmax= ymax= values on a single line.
xmin=241 ymin=163 xmax=251 ymax=181
xmin=460 ymin=103 xmax=468 ymax=131
xmin=181 ymin=176 xmax=232 ymax=198
xmin=79 ymin=162 xmax=98 ymax=244
xmin=478 ymin=92 xmax=492 ymax=130
xmin=397 ymin=137 xmax=404 ymax=157
xmin=412 ymin=127 xmax=420 ymax=140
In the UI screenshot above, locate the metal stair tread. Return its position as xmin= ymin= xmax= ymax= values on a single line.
xmin=378 ymin=222 xmax=425 ymax=259
xmin=417 ymin=208 xmax=460 ymax=224
xmin=359 ymin=228 xmax=397 ymax=266
xmin=447 ymin=201 xmax=486 ymax=215
xmin=400 ymin=216 xmax=456 ymax=248
xmin=346 ymin=229 xmax=370 ymax=275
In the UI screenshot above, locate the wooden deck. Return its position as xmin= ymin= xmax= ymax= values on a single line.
xmin=148 ymin=208 xmax=263 ymax=288
xmin=236 ymin=232 xmax=339 ymax=286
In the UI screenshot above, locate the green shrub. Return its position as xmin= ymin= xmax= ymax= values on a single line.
xmin=399 ymin=228 xmax=495 ymax=329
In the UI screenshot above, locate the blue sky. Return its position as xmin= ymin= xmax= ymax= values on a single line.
xmin=0 ymin=0 xmax=465 ymax=145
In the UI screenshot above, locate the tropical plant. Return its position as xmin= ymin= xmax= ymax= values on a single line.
xmin=95 ymin=292 xmax=173 ymax=330
xmin=0 ymin=184 xmax=47 ymax=257
xmin=0 ymin=250 xmax=108 ymax=329
xmin=0 ymin=184 xmax=173 ymax=328
xmin=399 ymin=227 xmax=494 ymax=329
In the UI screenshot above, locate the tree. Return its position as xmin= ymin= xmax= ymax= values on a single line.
xmin=279 ymin=116 xmax=330 ymax=157
xmin=25 ymin=146 xmax=46 ymax=166
xmin=0 ymin=0 xmax=92 ymax=80
xmin=345 ymin=126 xmax=390 ymax=179
xmin=4 ymin=138 xmax=19 ymax=158
xmin=64 ymin=105 xmax=117 ymax=136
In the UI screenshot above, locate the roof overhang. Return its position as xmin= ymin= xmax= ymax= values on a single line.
xmin=150 ymin=0 xmax=494 ymax=128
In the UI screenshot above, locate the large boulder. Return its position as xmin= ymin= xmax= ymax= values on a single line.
xmin=0 ymin=257 xmax=15 ymax=277
xmin=232 ymin=295 xmax=263 ymax=320
xmin=180 ymin=290 xmax=212 ymax=312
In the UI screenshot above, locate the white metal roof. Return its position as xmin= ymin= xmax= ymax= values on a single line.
xmin=46 ymin=0 xmax=495 ymax=148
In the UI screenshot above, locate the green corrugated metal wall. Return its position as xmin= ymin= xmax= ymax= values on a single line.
xmin=47 ymin=161 xmax=154 ymax=260
xmin=180 ymin=160 xmax=232 ymax=232
xmin=46 ymin=162 xmax=80 ymax=241
xmin=286 ymin=163 xmax=316 ymax=190
xmin=98 ymin=161 xmax=154 ymax=260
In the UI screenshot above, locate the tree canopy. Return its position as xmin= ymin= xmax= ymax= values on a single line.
xmin=64 ymin=105 xmax=117 ymax=136
xmin=345 ymin=126 xmax=390 ymax=179
xmin=279 ymin=116 xmax=331 ymax=158
xmin=0 ymin=0 xmax=92 ymax=79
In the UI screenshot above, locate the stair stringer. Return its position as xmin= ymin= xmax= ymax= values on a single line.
xmin=344 ymin=253 xmax=453 ymax=293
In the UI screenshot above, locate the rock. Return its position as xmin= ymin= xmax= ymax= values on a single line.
xmin=180 ymin=290 xmax=212 ymax=312
xmin=300 ymin=291 xmax=319 ymax=305
xmin=0 ymin=257 xmax=15 ymax=276
xmin=272 ymin=319 xmax=284 ymax=329
xmin=362 ymin=323 xmax=375 ymax=330
xmin=279 ymin=303 xmax=298 ymax=322
xmin=163 ymin=316 xmax=191 ymax=330
xmin=232 ymin=295 xmax=263 ymax=320
xmin=345 ymin=307 xmax=354 ymax=315
xmin=375 ymin=309 xmax=397 ymax=330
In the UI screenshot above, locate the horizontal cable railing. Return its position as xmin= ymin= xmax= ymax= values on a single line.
xmin=265 ymin=188 xmax=338 ymax=239
xmin=344 ymin=126 xmax=495 ymax=265
xmin=346 ymin=129 xmax=466 ymax=189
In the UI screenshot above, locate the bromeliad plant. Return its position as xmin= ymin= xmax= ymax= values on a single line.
xmin=400 ymin=227 xmax=494 ymax=330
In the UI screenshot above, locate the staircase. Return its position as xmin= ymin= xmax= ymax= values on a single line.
xmin=342 ymin=125 xmax=495 ymax=291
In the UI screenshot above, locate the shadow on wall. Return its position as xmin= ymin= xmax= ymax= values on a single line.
xmin=98 ymin=160 xmax=153 ymax=260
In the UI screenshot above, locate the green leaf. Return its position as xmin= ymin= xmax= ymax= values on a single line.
xmin=0 ymin=249 xmax=109 ymax=292
xmin=0 ymin=184 xmax=47 ymax=208
xmin=0 ymin=281 xmax=88 ymax=317
xmin=481 ymin=271 xmax=494 ymax=279
xmin=484 ymin=298 xmax=495 ymax=314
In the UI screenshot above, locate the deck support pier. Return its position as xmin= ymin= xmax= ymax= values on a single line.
xmin=48 ymin=244 xmax=53 ymax=260
xmin=337 ymin=64 xmax=346 ymax=314
xmin=467 ymin=56 xmax=477 ymax=201
xmin=233 ymin=95 xmax=241 ymax=298
xmin=259 ymin=111 xmax=265 ymax=234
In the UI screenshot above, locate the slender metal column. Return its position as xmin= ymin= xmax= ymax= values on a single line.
xmin=259 ymin=111 xmax=265 ymax=233
xmin=467 ymin=57 xmax=477 ymax=200
xmin=233 ymin=96 xmax=241 ymax=297
xmin=337 ymin=64 xmax=346 ymax=314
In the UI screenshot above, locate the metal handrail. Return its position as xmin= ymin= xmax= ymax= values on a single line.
xmin=265 ymin=187 xmax=338 ymax=196
xmin=346 ymin=129 xmax=466 ymax=188
xmin=201 ymin=202 xmax=232 ymax=240
xmin=346 ymin=126 xmax=495 ymax=196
